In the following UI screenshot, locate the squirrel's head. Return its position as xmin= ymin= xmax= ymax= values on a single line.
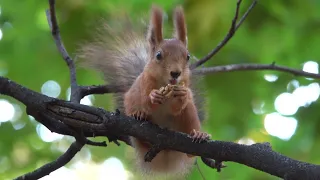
xmin=146 ymin=5 xmax=190 ymax=86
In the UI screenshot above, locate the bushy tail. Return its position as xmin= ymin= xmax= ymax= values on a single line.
xmin=190 ymin=64 xmax=206 ymax=122
xmin=77 ymin=17 xmax=206 ymax=122
xmin=77 ymin=17 xmax=149 ymax=112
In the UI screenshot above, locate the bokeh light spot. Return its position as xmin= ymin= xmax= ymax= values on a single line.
xmin=264 ymin=112 xmax=297 ymax=140
xmin=287 ymin=79 xmax=299 ymax=92
xmin=39 ymin=167 xmax=77 ymax=180
xmin=238 ymin=137 xmax=255 ymax=145
xmin=264 ymin=74 xmax=278 ymax=82
xmin=0 ymin=99 xmax=15 ymax=122
xmin=12 ymin=142 xmax=31 ymax=167
xmin=80 ymin=95 xmax=95 ymax=106
xmin=0 ymin=28 xmax=3 ymax=40
xmin=41 ymin=80 xmax=61 ymax=98
xmin=252 ymin=99 xmax=265 ymax=115
xmin=36 ymin=124 xmax=64 ymax=142
xmin=292 ymin=83 xmax=320 ymax=107
xmin=303 ymin=61 xmax=319 ymax=74
xmin=274 ymin=93 xmax=299 ymax=116
xmin=99 ymin=157 xmax=131 ymax=180
xmin=66 ymin=87 xmax=71 ymax=100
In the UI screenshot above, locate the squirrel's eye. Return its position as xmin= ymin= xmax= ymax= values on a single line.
xmin=156 ymin=51 xmax=162 ymax=60
xmin=187 ymin=54 xmax=190 ymax=61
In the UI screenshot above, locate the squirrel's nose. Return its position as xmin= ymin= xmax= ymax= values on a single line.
xmin=170 ymin=71 xmax=181 ymax=79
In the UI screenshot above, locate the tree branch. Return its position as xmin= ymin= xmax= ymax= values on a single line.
xmin=0 ymin=76 xmax=131 ymax=147
xmin=16 ymin=0 xmax=88 ymax=179
xmin=46 ymin=0 xmax=80 ymax=102
xmin=1 ymin=76 xmax=319 ymax=180
xmin=14 ymin=141 xmax=84 ymax=180
xmin=201 ymin=157 xmax=227 ymax=172
xmin=79 ymin=84 xmax=127 ymax=97
xmin=78 ymin=63 xmax=320 ymax=97
xmin=3 ymin=0 xmax=320 ymax=179
xmin=193 ymin=63 xmax=320 ymax=79
xmin=190 ymin=0 xmax=258 ymax=69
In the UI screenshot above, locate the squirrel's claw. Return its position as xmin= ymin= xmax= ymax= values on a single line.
xmin=150 ymin=89 xmax=165 ymax=104
xmin=172 ymin=86 xmax=187 ymax=98
xmin=131 ymin=110 xmax=148 ymax=121
xmin=190 ymin=129 xmax=211 ymax=143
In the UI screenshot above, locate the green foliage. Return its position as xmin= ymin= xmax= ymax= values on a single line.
xmin=0 ymin=0 xmax=320 ymax=179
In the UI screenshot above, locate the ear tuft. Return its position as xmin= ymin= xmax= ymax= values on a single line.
xmin=147 ymin=5 xmax=164 ymax=51
xmin=173 ymin=6 xmax=187 ymax=46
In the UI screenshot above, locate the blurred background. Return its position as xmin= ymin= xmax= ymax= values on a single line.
xmin=0 ymin=0 xmax=320 ymax=179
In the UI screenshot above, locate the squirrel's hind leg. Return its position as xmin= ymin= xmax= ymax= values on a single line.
xmin=177 ymin=101 xmax=211 ymax=158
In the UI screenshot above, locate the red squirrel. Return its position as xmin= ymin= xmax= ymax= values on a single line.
xmin=79 ymin=5 xmax=210 ymax=179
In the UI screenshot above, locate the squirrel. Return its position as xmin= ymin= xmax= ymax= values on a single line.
xmin=78 ymin=5 xmax=210 ymax=179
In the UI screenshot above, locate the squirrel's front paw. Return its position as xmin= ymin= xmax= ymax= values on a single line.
xmin=131 ymin=110 xmax=148 ymax=121
xmin=172 ymin=86 xmax=187 ymax=100
xmin=190 ymin=129 xmax=211 ymax=143
xmin=149 ymin=89 xmax=165 ymax=104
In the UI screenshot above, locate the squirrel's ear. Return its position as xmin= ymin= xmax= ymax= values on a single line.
xmin=147 ymin=5 xmax=163 ymax=51
xmin=173 ymin=6 xmax=187 ymax=46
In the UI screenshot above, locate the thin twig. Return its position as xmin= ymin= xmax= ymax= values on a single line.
xmin=195 ymin=158 xmax=207 ymax=180
xmin=234 ymin=0 xmax=257 ymax=31
xmin=79 ymin=84 xmax=127 ymax=97
xmin=190 ymin=0 xmax=257 ymax=69
xmin=46 ymin=0 xmax=80 ymax=102
xmin=14 ymin=141 xmax=84 ymax=180
xmin=193 ymin=63 xmax=320 ymax=79
xmin=86 ymin=139 xmax=108 ymax=147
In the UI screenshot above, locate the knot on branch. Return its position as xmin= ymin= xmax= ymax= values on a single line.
xmin=46 ymin=101 xmax=107 ymax=128
xmin=201 ymin=157 xmax=227 ymax=172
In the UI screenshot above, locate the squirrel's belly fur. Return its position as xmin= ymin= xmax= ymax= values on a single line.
xmin=123 ymin=70 xmax=204 ymax=179
xmin=131 ymin=137 xmax=194 ymax=177
xmin=125 ymin=74 xmax=195 ymax=177
xmin=130 ymin=99 xmax=195 ymax=177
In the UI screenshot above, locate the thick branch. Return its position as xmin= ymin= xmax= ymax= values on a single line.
xmin=0 ymin=76 xmax=131 ymax=144
xmin=193 ymin=63 xmax=320 ymax=79
xmin=190 ymin=0 xmax=257 ymax=69
xmin=1 ymin=77 xmax=319 ymax=180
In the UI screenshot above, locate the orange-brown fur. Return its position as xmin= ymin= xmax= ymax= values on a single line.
xmin=124 ymin=5 xmax=206 ymax=178
xmin=78 ymin=4 xmax=208 ymax=179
